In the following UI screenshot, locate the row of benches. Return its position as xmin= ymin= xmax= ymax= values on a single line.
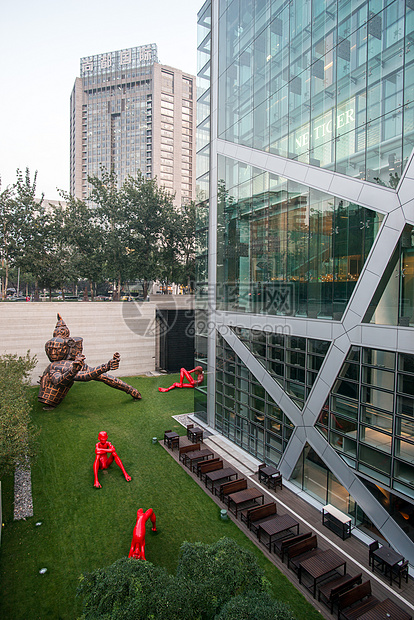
xmin=173 ymin=441 xmax=410 ymax=619
xmin=281 ymin=532 xmax=408 ymax=619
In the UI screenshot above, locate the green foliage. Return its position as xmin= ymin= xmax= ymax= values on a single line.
xmin=77 ymin=557 xmax=175 ymax=620
xmin=1 ymin=167 xmax=195 ymax=298
xmin=0 ymin=377 xmax=320 ymax=620
xmin=177 ymin=537 xmax=270 ymax=618
xmin=77 ymin=537 xmax=291 ymax=620
xmin=215 ymin=590 xmax=296 ymax=620
xmin=0 ymin=351 xmax=38 ymax=475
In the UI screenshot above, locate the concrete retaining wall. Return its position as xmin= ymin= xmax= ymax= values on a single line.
xmin=0 ymin=302 xmax=157 ymax=385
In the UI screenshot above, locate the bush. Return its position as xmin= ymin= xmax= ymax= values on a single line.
xmin=177 ymin=537 xmax=270 ymax=618
xmin=215 ymin=590 xmax=296 ymax=620
xmin=0 ymin=351 xmax=38 ymax=476
xmin=77 ymin=557 xmax=174 ymax=620
xmin=77 ymin=538 xmax=296 ymax=620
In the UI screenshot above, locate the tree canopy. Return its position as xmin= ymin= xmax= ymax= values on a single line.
xmin=1 ymin=168 xmax=195 ymax=299
xmin=77 ymin=537 xmax=296 ymax=620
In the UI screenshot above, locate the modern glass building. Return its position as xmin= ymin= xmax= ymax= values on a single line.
xmin=195 ymin=0 xmax=414 ymax=564
xmin=70 ymin=44 xmax=195 ymax=206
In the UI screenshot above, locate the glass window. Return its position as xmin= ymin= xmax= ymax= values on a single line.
xmin=359 ymin=445 xmax=391 ymax=475
xmin=362 ymin=367 xmax=394 ymax=391
xmin=361 ymin=386 xmax=394 ymax=412
xmin=397 ymin=396 xmax=414 ymax=418
xmin=360 ymin=406 xmax=392 ymax=432
xmin=398 ymin=374 xmax=414 ymax=397
xmin=362 ymin=348 xmax=395 ymax=370
xmin=359 ymin=426 xmax=392 ymax=454
xmin=333 ymin=378 xmax=359 ymax=400
xmin=396 ymin=439 xmax=414 ymax=464
xmin=399 ymin=353 xmax=414 ymax=374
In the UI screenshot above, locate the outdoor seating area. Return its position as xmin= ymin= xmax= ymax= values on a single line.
xmin=257 ymin=463 xmax=283 ymax=491
xmin=370 ymin=541 xmax=409 ymax=588
xmin=162 ymin=429 xmax=414 ymax=620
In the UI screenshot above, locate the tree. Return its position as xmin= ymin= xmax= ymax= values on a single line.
xmin=0 ymin=169 xmax=44 ymax=299
xmin=77 ymin=538 xmax=295 ymax=620
xmin=88 ymin=168 xmax=133 ymax=300
xmin=0 ymin=352 xmax=38 ymax=477
xmin=176 ymin=537 xmax=270 ymax=618
xmin=0 ymin=182 xmax=14 ymax=298
xmin=121 ymin=171 xmax=176 ymax=299
xmin=159 ymin=202 xmax=195 ymax=289
xmin=57 ymin=192 xmax=104 ymax=300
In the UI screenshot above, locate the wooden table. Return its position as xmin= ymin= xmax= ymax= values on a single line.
xmin=258 ymin=465 xmax=279 ymax=484
xmin=205 ymin=467 xmax=238 ymax=491
xmin=372 ymin=547 xmax=404 ymax=586
xmin=183 ymin=448 xmax=214 ymax=470
xmin=299 ymin=548 xmax=346 ymax=598
xmin=357 ymin=598 xmax=412 ymax=620
xmin=227 ymin=488 xmax=264 ymax=518
xmin=188 ymin=427 xmax=204 ymax=443
xmin=163 ymin=431 xmax=179 ymax=448
xmin=257 ymin=514 xmax=299 ymax=549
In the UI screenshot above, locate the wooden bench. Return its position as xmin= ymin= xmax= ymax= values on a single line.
xmin=245 ymin=503 xmax=278 ymax=534
xmin=337 ymin=581 xmax=379 ymax=620
xmin=216 ymin=478 xmax=247 ymax=501
xmin=318 ymin=573 xmax=362 ymax=614
xmin=179 ymin=443 xmax=200 ymax=462
xmin=241 ymin=502 xmax=276 ymax=528
xmin=197 ymin=459 xmax=223 ymax=480
xmin=274 ymin=531 xmax=313 ymax=562
xmin=286 ymin=534 xmax=319 ymax=571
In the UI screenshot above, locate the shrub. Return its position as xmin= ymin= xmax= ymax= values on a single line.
xmin=0 ymin=351 xmax=38 ymax=476
xmin=77 ymin=538 xmax=296 ymax=620
xmin=215 ymin=590 xmax=296 ymax=620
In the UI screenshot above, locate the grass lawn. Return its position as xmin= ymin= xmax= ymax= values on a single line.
xmin=0 ymin=374 xmax=322 ymax=620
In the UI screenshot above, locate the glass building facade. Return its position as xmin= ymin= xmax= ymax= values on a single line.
xmin=196 ymin=0 xmax=414 ymax=564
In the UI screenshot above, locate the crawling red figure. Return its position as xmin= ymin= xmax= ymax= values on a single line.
xmin=128 ymin=508 xmax=157 ymax=560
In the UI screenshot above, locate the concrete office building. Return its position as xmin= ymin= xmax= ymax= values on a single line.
xmin=70 ymin=44 xmax=195 ymax=206
xmin=195 ymin=0 xmax=414 ymax=563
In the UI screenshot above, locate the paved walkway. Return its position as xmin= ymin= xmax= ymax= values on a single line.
xmin=170 ymin=414 xmax=414 ymax=619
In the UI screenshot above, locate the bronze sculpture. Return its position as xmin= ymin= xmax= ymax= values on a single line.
xmin=38 ymin=314 xmax=141 ymax=409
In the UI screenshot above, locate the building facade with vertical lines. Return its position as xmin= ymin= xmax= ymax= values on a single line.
xmin=195 ymin=0 xmax=414 ymax=564
xmin=70 ymin=44 xmax=195 ymax=206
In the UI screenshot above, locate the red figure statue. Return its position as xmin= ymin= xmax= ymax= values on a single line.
xmin=38 ymin=314 xmax=141 ymax=409
xmin=93 ymin=431 xmax=131 ymax=488
xmin=158 ymin=366 xmax=204 ymax=392
xmin=128 ymin=508 xmax=157 ymax=560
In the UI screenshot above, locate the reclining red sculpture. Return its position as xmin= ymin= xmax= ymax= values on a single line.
xmin=128 ymin=508 xmax=157 ymax=560
xmin=93 ymin=431 xmax=131 ymax=488
xmin=158 ymin=366 xmax=204 ymax=392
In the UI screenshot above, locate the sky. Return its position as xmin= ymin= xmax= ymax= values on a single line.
xmin=0 ymin=0 xmax=200 ymax=200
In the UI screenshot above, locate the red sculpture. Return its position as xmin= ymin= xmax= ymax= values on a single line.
xmin=158 ymin=366 xmax=204 ymax=392
xmin=38 ymin=314 xmax=141 ymax=409
xmin=93 ymin=431 xmax=131 ymax=488
xmin=128 ymin=508 xmax=157 ymax=560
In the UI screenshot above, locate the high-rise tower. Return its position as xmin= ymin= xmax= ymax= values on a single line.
xmin=70 ymin=44 xmax=195 ymax=206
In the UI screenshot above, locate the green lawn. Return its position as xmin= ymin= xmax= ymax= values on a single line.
xmin=0 ymin=375 xmax=322 ymax=620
